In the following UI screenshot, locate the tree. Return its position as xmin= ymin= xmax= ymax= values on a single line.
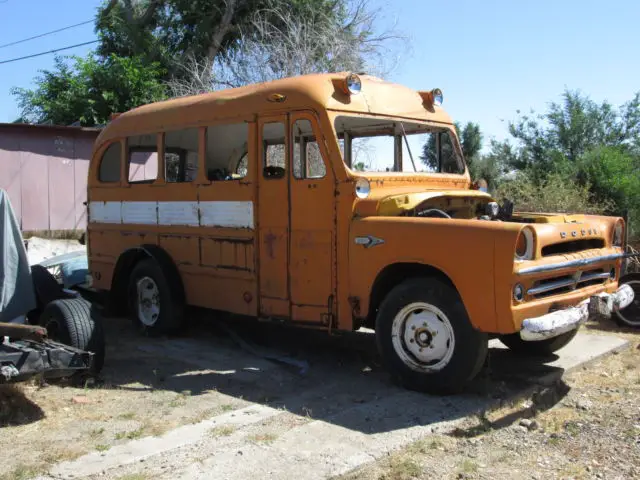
xmin=97 ymin=0 xmax=355 ymax=87
xmin=501 ymin=89 xmax=640 ymax=176
xmin=12 ymin=54 xmax=167 ymax=126
xmin=166 ymin=0 xmax=403 ymax=96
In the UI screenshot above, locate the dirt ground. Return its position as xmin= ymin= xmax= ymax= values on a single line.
xmin=0 ymin=309 xmax=638 ymax=480
xmin=338 ymin=322 xmax=640 ymax=480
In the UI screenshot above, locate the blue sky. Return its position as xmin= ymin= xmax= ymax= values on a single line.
xmin=0 ymin=0 xmax=638 ymax=149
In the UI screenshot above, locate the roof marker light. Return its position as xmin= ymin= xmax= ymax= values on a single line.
xmin=345 ymin=73 xmax=362 ymax=95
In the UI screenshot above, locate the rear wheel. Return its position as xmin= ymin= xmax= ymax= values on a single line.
xmin=127 ymin=258 xmax=184 ymax=335
xmin=375 ymin=277 xmax=488 ymax=395
xmin=614 ymin=273 xmax=640 ymax=328
xmin=39 ymin=298 xmax=105 ymax=374
xmin=499 ymin=328 xmax=578 ymax=357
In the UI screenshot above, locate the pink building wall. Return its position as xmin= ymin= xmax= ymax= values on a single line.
xmin=0 ymin=123 xmax=100 ymax=231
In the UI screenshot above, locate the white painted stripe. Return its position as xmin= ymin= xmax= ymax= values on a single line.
xmin=89 ymin=201 xmax=121 ymax=223
xmin=200 ymin=201 xmax=253 ymax=228
xmin=122 ymin=201 xmax=157 ymax=225
xmin=88 ymin=201 xmax=254 ymax=229
xmin=158 ymin=201 xmax=199 ymax=226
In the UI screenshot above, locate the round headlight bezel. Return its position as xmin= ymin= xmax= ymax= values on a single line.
xmin=515 ymin=227 xmax=535 ymax=261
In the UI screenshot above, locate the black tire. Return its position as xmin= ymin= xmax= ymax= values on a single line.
xmin=127 ymin=258 xmax=184 ymax=335
xmin=375 ymin=277 xmax=488 ymax=395
xmin=614 ymin=273 xmax=640 ymax=328
xmin=39 ymin=298 xmax=105 ymax=374
xmin=27 ymin=265 xmax=65 ymax=324
xmin=499 ymin=328 xmax=578 ymax=357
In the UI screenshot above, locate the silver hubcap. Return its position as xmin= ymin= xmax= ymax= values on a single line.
xmin=136 ymin=276 xmax=160 ymax=326
xmin=391 ymin=302 xmax=455 ymax=372
xmin=615 ymin=280 xmax=640 ymax=326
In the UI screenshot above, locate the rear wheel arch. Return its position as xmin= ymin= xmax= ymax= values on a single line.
xmin=365 ymin=262 xmax=459 ymax=329
xmin=109 ymin=244 xmax=185 ymax=315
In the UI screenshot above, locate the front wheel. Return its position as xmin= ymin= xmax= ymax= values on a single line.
xmin=375 ymin=277 xmax=488 ymax=395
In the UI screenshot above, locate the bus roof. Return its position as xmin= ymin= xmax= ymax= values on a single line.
xmin=94 ymin=72 xmax=454 ymax=149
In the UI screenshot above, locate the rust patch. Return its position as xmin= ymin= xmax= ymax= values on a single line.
xmin=264 ymin=232 xmax=277 ymax=259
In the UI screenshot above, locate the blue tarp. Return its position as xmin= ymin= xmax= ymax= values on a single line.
xmin=0 ymin=189 xmax=36 ymax=322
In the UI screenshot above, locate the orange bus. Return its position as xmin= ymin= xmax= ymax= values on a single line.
xmin=86 ymin=72 xmax=634 ymax=393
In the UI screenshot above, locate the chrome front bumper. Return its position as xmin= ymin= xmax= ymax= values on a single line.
xmin=520 ymin=284 xmax=635 ymax=341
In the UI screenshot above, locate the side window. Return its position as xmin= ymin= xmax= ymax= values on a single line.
xmin=128 ymin=133 xmax=158 ymax=183
xmin=98 ymin=142 xmax=121 ymax=183
xmin=164 ymin=128 xmax=199 ymax=183
xmin=292 ymin=119 xmax=326 ymax=179
xmin=421 ymin=130 xmax=461 ymax=173
xmin=263 ymin=122 xmax=286 ymax=179
xmin=205 ymin=123 xmax=249 ymax=181
xmin=439 ymin=130 xmax=459 ymax=173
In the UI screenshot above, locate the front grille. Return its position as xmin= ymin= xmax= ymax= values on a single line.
xmin=541 ymin=239 xmax=605 ymax=257
xmin=527 ymin=268 xmax=610 ymax=299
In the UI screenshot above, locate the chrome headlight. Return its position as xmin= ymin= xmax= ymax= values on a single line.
xmin=612 ymin=220 xmax=624 ymax=247
xmin=515 ymin=226 xmax=535 ymax=261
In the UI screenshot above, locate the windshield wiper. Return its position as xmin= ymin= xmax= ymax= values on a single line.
xmin=399 ymin=123 xmax=417 ymax=172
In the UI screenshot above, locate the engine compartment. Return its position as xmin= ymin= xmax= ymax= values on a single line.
xmin=399 ymin=195 xmax=508 ymax=221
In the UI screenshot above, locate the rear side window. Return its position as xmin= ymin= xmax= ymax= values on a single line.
xmin=205 ymin=123 xmax=249 ymax=181
xmin=292 ymin=119 xmax=326 ymax=179
xmin=98 ymin=142 xmax=121 ymax=183
xmin=128 ymin=133 xmax=158 ymax=183
xmin=164 ymin=128 xmax=199 ymax=183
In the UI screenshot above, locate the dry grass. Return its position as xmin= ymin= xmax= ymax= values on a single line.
xmin=247 ymin=432 xmax=278 ymax=444
xmin=210 ymin=425 xmax=236 ymax=437
xmin=381 ymin=456 xmax=422 ymax=480
xmin=22 ymin=229 xmax=84 ymax=240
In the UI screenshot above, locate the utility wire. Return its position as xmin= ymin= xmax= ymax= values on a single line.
xmin=0 ymin=40 xmax=99 ymax=65
xmin=0 ymin=19 xmax=94 ymax=49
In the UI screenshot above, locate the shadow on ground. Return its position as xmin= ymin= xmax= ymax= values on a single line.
xmin=0 ymin=384 xmax=45 ymax=427
xmin=62 ymin=306 xmax=576 ymax=437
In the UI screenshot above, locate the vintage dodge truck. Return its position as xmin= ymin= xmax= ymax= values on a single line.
xmin=85 ymin=72 xmax=634 ymax=394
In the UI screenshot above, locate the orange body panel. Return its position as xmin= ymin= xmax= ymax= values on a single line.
xmin=86 ymin=72 xmax=626 ymax=337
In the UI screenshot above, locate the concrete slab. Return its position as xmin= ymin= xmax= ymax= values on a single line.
xmin=38 ymin=332 xmax=629 ymax=480
xmin=489 ymin=332 xmax=630 ymax=385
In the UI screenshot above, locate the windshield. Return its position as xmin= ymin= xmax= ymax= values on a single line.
xmin=333 ymin=115 xmax=465 ymax=174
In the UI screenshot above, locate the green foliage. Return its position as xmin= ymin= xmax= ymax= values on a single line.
xmin=490 ymin=88 xmax=640 ymax=238
xmin=503 ymin=89 xmax=640 ymax=176
xmin=493 ymin=171 xmax=614 ymax=215
xmin=12 ymin=54 xmax=168 ymax=126
xmin=577 ymin=146 xmax=640 ymax=235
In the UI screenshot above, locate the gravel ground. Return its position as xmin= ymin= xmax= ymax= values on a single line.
xmin=338 ymin=324 xmax=640 ymax=480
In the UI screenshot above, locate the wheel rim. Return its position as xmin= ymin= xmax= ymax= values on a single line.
xmin=615 ymin=280 xmax=640 ymax=327
xmin=391 ymin=302 xmax=455 ymax=372
xmin=136 ymin=276 xmax=160 ymax=326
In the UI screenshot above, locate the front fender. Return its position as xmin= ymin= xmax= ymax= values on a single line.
xmin=349 ymin=216 xmax=522 ymax=333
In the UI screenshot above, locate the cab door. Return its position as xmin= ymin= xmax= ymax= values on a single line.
xmin=257 ymin=115 xmax=290 ymax=318
xmin=288 ymin=111 xmax=336 ymax=326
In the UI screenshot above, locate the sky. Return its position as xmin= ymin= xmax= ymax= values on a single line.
xmin=0 ymin=0 xmax=639 ymax=152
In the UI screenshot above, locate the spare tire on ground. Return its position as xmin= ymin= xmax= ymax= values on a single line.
xmin=38 ymin=298 xmax=105 ymax=375
xmin=614 ymin=273 xmax=640 ymax=328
